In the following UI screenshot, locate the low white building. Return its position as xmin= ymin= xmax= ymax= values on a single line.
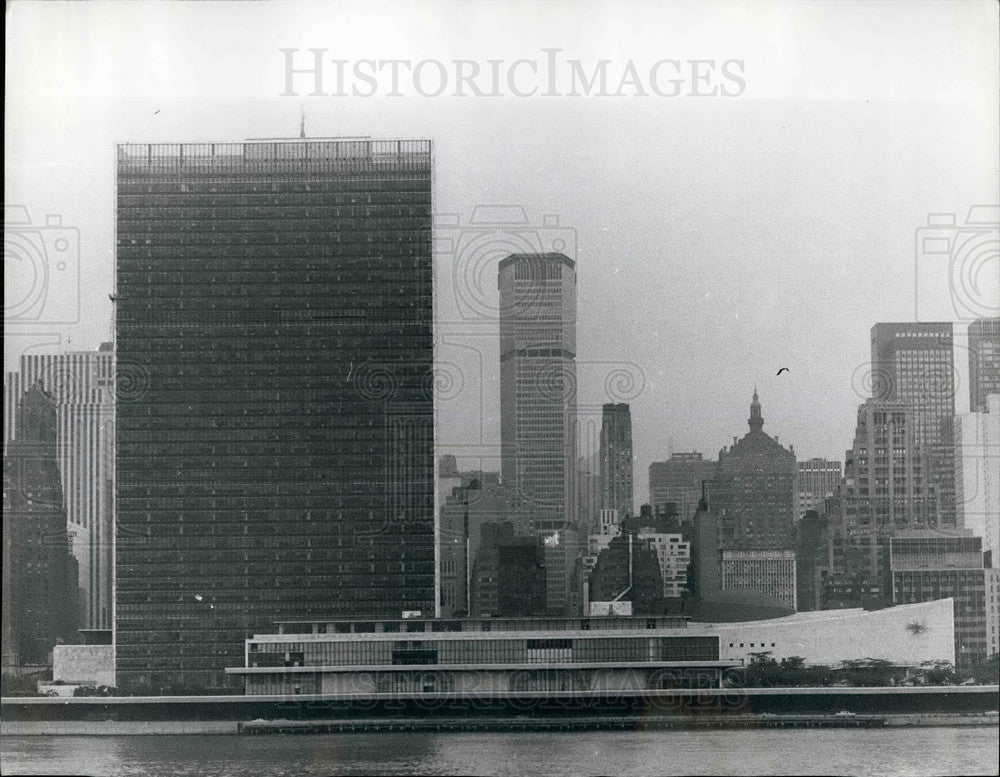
xmin=690 ymin=598 xmax=955 ymax=666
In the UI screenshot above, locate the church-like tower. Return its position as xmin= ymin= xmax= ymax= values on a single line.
xmin=707 ymin=389 xmax=797 ymax=550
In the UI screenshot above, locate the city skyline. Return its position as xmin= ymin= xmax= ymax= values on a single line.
xmin=2 ymin=3 xmax=999 ymax=772
xmin=6 ymin=1 xmax=998 ymax=507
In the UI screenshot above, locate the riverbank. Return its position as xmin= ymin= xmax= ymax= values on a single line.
xmin=3 ymin=686 xmax=996 ymax=735
xmin=2 ymin=711 xmax=997 ymax=736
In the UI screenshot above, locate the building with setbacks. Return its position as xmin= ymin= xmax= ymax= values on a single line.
xmin=2 ymin=384 xmax=78 ymax=669
xmin=705 ymin=389 xmax=797 ymax=552
xmin=823 ymin=400 xmax=937 ymax=610
xmin=3 ymin=344 xmax=116 ymax=631
xmin=870 ymin=322 xmax=955 ymax=526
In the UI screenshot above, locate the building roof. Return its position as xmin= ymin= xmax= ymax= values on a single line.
xmin=716 ymin=389 xmax=795 ymax=475
xmin=497 ymin=252 xmax=575 ymax=271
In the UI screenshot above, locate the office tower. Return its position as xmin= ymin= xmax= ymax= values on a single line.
xmin=649 ymin=453 xmax=717 ymax=520
xmin=795 ymin=510 xmax=827 ymax=612
xmin=499 ymin=252 xmax=577 ymax=535
xmin=954 ymin=394 xmax=1000 ymax=563
xmin=2 ymin=385 xmax=78 ymax=667
xmin=870 ymin=323 xmax=955 ymax=525
xmin=115 ymin=139 xmax=435 ymax=692
xmin=795 ymin=458 xmax=841 ymax=521
xmin=4 ymin=345 xmax=116 ymax=630
xmin=438 ymin=472 xmax=505 ymax=618
xmin=890 ymin=533 xmax=997 ymax=668
xmin=599 ymin=403 xmax=633 ymax=517
xmin=499 ymin=538 xmax=548 ymax=616
xmin=701 ymin=390 xmax=797 ymax=608
xmin=823 ymin=400 xmax=936 ymax=610
xmin=706 ymin=389 xmax=797 ymax=550
xmin=968 ymin=316 xmax=1000 ymax=413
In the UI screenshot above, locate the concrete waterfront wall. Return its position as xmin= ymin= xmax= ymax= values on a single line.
xmin=2 ymin=687 xmax=996 ymax=726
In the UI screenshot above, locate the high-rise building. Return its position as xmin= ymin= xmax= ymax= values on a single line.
xmin=599 ymin=403 xmax=633 ymax=518
xmin=890 ymin=532 xmax=996 ymax=668
xmin=870 ymin=323 xmax=955 ymax=525
xmin=968 ymin=317 xmax=1000 ymax=413
xmin=795 ymin=458 xmax=841 ymax=521
xmin=823 ymin=400 xmax=936 ymax=610
xmin=499 ymin=252 xmax=577 ymax=536
xmin=438 ymin=472 xmax=505 ymax=618
xmin=469 ymin=522 xmax=549 ymax=618
xmin=2 ymin=385 xmax=78 ymax=667
xmin=3 ymin=345 xmax=116 ymax=630
xmin=706 ymin=389 xmax=797 ymax=551
xmin=648 ymin=453 xmax=716 ymax=520
xmin=114 ymin=139 xmax=435 ymax=692
xmin=954 ymin=394 xmax=1000 ymax=564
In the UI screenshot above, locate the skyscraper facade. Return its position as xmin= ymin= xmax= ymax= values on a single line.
xmin=499 ymin=252 xmax=577 ymax=535
xmin=599 ymin=403 xmax=633 ymax=518
xmin=968 ymin=316 xmax=1000 ymax=413
xmin=870 ymin=323 xmax=955 ymax=525
xmin=4 ymin=345 xmax=116 ymax=630
xmin=115 ymin=139 xmax=435 ymax=692
xmin=795 ymin=457 xmax=841 ymax=521
xmin=823 ymin=400 xmax=936 ymax=609
xmin=954 ymin=394 xmax=1000 ymax=564
xmin=648 ymin=453 xmax=716 ymax=520
xmin=706 ymin=390 xmax=797 ymax=551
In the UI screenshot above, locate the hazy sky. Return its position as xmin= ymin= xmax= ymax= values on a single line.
xmin=5 ymin=0 xmax=998 ymax=503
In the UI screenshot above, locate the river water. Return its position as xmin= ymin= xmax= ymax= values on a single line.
xmin=2 ymin=727 xmax=998 ymax=776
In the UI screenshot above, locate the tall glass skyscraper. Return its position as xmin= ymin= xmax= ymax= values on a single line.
xmin=498 ymin=252 xmax=577 ymax=535
xmin=870 ymin=323 xmax=955 ymax=526
xmin=115 ymin=139 xmax=435 ymax=692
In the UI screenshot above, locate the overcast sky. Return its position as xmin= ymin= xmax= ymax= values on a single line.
xmin=5 ymin=0 xmax=998 ymax=503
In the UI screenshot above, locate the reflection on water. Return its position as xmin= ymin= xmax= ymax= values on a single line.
xmin=1 ymin=727 xmax=998 ymax=777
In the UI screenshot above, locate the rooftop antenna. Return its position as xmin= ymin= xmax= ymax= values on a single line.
xmin=299 ymin=103 xmax=306 ymax=139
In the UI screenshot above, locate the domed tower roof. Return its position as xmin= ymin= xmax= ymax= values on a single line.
xmin=716 ymin=389 xmax=795 ymax=475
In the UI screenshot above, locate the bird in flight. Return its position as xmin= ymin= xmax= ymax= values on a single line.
xmin=776 ymin=367 xmax=789 ymax=376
